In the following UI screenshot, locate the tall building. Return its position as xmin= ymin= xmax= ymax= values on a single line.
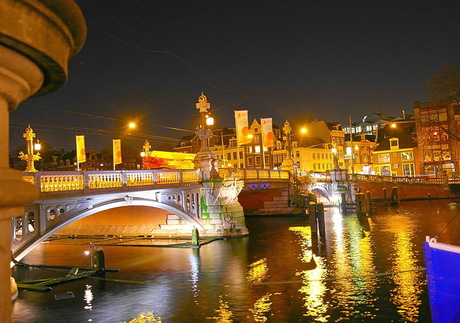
xmin=414 ymin=100 xmax=460 ymax=176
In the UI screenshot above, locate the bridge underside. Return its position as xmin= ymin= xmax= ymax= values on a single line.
xmin=55 ymin=206 xmax=179 ymax=237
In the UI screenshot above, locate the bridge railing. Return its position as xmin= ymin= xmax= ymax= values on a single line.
xmin=218 ymin=168 xmax=291 ymax=181
xmin=23 ymin=168 xmax=292 ymax=193
xmin=346 ymin=173 xmax=460 ymax=185
xmin=23 ymin=169 xmax=201 ymax=193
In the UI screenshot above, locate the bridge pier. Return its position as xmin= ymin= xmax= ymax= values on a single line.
xmin=200 ymin=179 xmax=248 ymax=236
xmin=0 ymin=1 xmax=86 ymax=320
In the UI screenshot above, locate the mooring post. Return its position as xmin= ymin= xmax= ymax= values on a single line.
xmin=341 ymin=193 xmax=347 ymax=211
xmin=309 ymin=202 xmax=317 ymax=233
xmin=317 ymin=203 xmax=325 ymax=232
xmin=192 ymin=227 xmax=200 ymax=246
xmin=383 ymin=188 xmax=388 ymax=205
xmin=391 ymin=187 xmax=399 ymax=205
xmin=93 ymin=249 xmax=106 ymax=272
xmin=356 ymin=193 xmax=365 ymax=216
xmin=365 ymin=191 xmax=372 ymax=215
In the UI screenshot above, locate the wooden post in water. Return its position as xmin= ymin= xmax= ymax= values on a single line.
xmin=341 ymin=193 xmax=347 ymax=211
xmin=309 ymin=203 xmax=317 ymax=233
xmin=317 ymin=203 xmax=325 ymax=232
xmin=356 ymin=193 xmax=365 ymax=216
xmin=365 ymin=191 xmax=372 ymax=215
xmin=391 ymin=187 xmax=399 ymax=205
xmin=383 ymin=188 xmax=388 ymax=205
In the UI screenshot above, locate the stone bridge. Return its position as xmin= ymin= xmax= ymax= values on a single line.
xmin=13 ymin=168 xmax=290 ymax=260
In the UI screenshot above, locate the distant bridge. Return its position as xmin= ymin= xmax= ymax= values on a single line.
xmin=13 ymin=168 xmax=290 ymax=260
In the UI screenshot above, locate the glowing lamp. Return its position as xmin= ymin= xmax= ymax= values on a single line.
xmin=205 ymin=115 xmax=214 ymax=126
xmin=34 ymin=140 xmax=41 ymax=151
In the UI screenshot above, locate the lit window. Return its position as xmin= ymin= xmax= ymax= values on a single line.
xmin=390 ymin=138 xmax=399 ymax=150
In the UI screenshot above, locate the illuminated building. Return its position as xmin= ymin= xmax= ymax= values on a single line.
xmin=414 ymin=100 xmax=460 ymax=176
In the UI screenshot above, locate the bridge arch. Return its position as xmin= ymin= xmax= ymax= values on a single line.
xmin=310 ymin=184 xmax=333 ymax=201
xmin=13 ymin=194 xmax=204 ymax=261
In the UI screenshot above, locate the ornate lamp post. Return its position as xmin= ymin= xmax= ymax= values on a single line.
xmin=280 ymin=120 xmax=295 ymax=173
xmin=140 ymin=139 xmax=151 ymax=169
xmin=193 ymin=93 xmax=217 ymax=180
xmin=18 ymin=125 xmax=41 ymax=172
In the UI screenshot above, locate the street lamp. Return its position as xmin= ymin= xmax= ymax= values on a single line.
xmin=140 ymin=139 xmax=151 ymax=169
xmin=300 ymin=127 xmax=307 ymax=146
xmin=18 ymin=125 xmax=41 ymax=172
xmin=193 ymin=93 xmax=218 ymax=180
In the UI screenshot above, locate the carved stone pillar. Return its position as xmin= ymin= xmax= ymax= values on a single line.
xmin=0 ymin=1 xmax=86 ymax=320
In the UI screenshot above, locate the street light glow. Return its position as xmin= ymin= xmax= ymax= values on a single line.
xmin=301 ymin=128 xmax=307 ymax=134
xmin=205 ymin=115 xmax=214 ymax=126
xmin=34 ymin=140 xmax=41 ymax=151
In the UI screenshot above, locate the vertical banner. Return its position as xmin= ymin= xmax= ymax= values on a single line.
xmin=261 ymin=118 xmax=274 ymax=148
xmin=234 ymin=110 xmax=251 ymax=145
xmin=76 ymin=135 xmax=86 ymax=164
xmin=113 ymin=139 xmax=122 ymax=166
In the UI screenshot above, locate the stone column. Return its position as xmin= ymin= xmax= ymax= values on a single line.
xmin=0 ymin=1 xmax=86 ymax=321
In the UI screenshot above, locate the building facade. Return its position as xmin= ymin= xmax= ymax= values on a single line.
xmin=414 ymin=100 xmax=460 ymax=176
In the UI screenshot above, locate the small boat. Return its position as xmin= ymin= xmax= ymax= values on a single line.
xmin=423 ymin=236 xmax=460 ymax=323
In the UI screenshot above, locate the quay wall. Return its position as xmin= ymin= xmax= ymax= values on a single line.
xmin=353 ymin=182 xmax=460 ymax=200
xmin=238 ymin=190 xmax=284 ymax=214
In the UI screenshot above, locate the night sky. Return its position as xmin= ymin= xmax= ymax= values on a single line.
xmin=9 ymin=0 xmax=460 ymax=153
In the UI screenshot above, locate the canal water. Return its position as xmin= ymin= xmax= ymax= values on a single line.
xmin=12 ymin=200 xmax=460 ymax=323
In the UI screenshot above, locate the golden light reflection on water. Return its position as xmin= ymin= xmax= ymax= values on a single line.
xmin=250 ymin=293 xmax=276 ymax=322
xmin=247 ymin=258 xmax=268 ymax=284
xmin=206 ymin=295 xmax=233 ymax=323
xmin=389 ymin=216 xmax=424 ymax=322
xmin=289 ymin=226 xmax=329 ymax=321
xmin=329 ymin=210 xmax=378 ymax=320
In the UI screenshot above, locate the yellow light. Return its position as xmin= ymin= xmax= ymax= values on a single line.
xmin=206 ymin=115 xmax=214 ymax=126
xmin=301 ymin=128 xmax=307 ymax=134
xmin=140 ymin=151 xmax=146 ymax=157
xmin=248 ymin=134 xmax=253 ymax=139
xmin=128 ymin=122 xmax=136 ymax=129
xmin=34 ymin=140 xmax=41 ymax=151
xmin=391 ymin=123 xmax=396 ymax=128
xmin=331 ymin=147 xmax=337 ymax=154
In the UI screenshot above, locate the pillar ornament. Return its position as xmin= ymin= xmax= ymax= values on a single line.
xmin=193 ymin=92 xmax=217 ymax=181
xmin=18 ymin=125 xmax=41 ymax=172
xmin=280 ymin=120 xmax=295 ymax=172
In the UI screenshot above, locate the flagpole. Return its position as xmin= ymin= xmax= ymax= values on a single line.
xmin=262 ymin=133 xmax=266 ymax=169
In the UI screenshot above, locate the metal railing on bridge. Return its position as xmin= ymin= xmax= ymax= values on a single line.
xmin=346 ymin=174 xmax=460 ymax=185
xmin=21 ymin=169 xmax=201 ymax=193
xmin=21 ymin=168 xmax=291 ymax=193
